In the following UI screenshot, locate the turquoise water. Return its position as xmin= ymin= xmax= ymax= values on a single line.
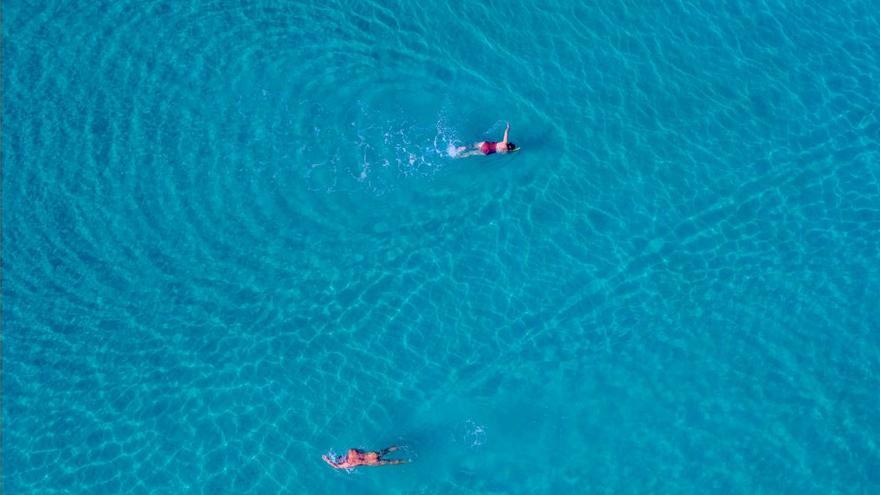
xmin=3 ymin=0 xmax=879 ymax=493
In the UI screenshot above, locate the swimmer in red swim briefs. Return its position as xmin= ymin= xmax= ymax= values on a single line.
xmin=322 ymin=446 xmax=408 ymax=470
xmin=454 ymin=122 xmax=518 ymax=157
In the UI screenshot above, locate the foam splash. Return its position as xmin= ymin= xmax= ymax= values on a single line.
xmin=301 ymin=109 xmax=464 ymax=194
xmin=446 ymin=143 xmax=460 ymax=158
xmin=435 ymin=115 xmax=461 ymax=158
xmin=462 ymin=419 xmax=486 ymax=447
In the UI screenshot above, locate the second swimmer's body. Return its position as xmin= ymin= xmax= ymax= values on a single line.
xmin=322 ymin=446 xmax=407 ymax=469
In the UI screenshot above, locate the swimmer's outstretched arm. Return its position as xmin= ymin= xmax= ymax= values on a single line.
xmin=502 ymin=122 xmax=510 ymax=145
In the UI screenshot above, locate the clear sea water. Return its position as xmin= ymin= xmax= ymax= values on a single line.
xmin=3 ymin=1 xmax=879 ymax=493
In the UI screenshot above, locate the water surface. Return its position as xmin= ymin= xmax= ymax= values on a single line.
xmin=3 ymin=1 xmax=879 ymax=493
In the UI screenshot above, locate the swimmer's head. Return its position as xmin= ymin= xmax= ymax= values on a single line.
xmin=507 ymin=142 xmax=518 ymax=151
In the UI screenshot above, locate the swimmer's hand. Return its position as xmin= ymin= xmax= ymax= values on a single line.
xmin=323 ymin=455 xmax=346 ymax=469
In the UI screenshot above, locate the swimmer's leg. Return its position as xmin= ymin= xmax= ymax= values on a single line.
xmin=379 ymin=446 xmax=400 ymax=456
xmin=457 ymin=150 xmax=482 ymax=158
xmin=378 ymin=459 xmax=408 ymax=466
